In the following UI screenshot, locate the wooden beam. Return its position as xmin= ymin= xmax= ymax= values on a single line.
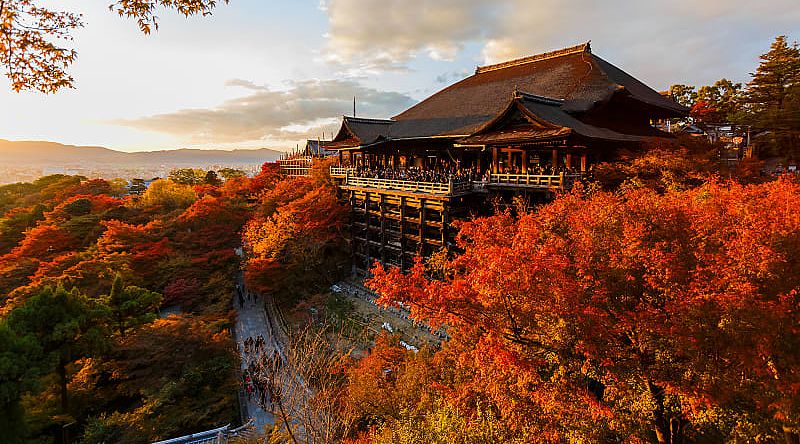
xmin=364 ymin=191 xmax=370 ymax=269
xmin=399 ymin=196 xmax=406 ymax=271
xmin=380 ymin=194 xmax=386 ymax=264
xmin=441 ymin=206 xmax=448 ymax=247
xmin=419 ymin=198 xmax=426 ymax=257
xmin=492 ymin=147 xmax=499 ymax=174
xmin=349 ymin=190 xmax=357 ymax=272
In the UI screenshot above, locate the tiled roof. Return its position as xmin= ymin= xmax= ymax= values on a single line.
xmin=392 ymin=42 xmax=686 ymax=135
xmin=328 ymin=43 xmax=687 ymax=148
xmin=329 ymin=116 xmax=394 ymax=148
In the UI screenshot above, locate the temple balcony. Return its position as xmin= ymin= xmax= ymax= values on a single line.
xmin=341 ymin=175 xmax=471 ymax=196
xmin=484 ymin=172 xmax=583 ymax=190
xmin=331 ymin=166 xmax=583 ymax=196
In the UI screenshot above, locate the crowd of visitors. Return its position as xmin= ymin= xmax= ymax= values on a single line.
xmin=235 ymin=282 xmax=283 ymax=414
xmin=241 ymin=335 xmax=283 ymax=413
xmin=351 ymin=166 xmax=475 ymax=183
xmin=347 ymin=164 xmax=581 ymax=184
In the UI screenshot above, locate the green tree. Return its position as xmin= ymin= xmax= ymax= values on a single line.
xmin=217 ymin=167 xmax=246 ymax=181
xmin=105 ymin=275 xmax=162 ymax=338
xmin=140 ymin=179 xmax=197 ymax=211
xmin=7 ymin=286 xmax=108 ymax=412
xmin=743 ymin=35 xmax=800 ymax=158
xmin=129 ymin=178 xmax=147 ymax=196
xmin=694 ymin=78 xmax=744 ymax=123
xmin=204 ymin=170 xmax=222 ymax=186
xmin=168 ymin=168 xmax=205 ymax=185
xmin=668 ymin=84 xmax=697 ymax=107
xmin=0 ymin=322 xmax=44 ymax=444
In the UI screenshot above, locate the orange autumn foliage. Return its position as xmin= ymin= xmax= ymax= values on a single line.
xmin=368 ymin=178 xmax=800 ymax=441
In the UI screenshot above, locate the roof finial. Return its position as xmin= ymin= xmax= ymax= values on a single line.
xmin=585 ymin=40 xmax=592 ymax=52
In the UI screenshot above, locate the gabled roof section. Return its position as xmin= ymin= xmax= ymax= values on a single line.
xmin=393 ymin=42 xmax=688 ymax=136
xmin=329 ymin=116 xmax=394 ymax=149
xmin=460 ymin=91 xmax=646 ymax=145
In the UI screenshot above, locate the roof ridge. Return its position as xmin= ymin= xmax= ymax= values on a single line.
xmin=344 ymin=116 xmax=395 ymax=123
xmin=476 ymin=41 xmax=591 ymax=74
xmin=513 ymin=91 xmax=564 ymax=105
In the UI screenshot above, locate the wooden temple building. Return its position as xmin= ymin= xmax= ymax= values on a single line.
xmin=276 ymin=139 xmax=336 ymax=177
xmin=314 ymin=42 xmax=687 ymax=273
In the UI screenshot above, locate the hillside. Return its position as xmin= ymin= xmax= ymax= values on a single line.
xmin=0 ymin=139 xmax=283 ymax=167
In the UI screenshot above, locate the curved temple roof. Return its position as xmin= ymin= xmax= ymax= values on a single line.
xmin=329 ymin=42 xmax=687 ymax=149
xmin=460 ymin=92 xmax=649 ymax=145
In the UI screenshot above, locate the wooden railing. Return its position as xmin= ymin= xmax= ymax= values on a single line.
xmin=332 ymin=166 xmax=582 ymax=193
xmin=486 ymin=172 xmax=582 ymax=189
xmin=342 ymin=175 xmax=472 ymax=195
xmin=329 ymin=166 xmax=354 ymax=178
xmin=278 ymin=157 xmax=314 ymax=177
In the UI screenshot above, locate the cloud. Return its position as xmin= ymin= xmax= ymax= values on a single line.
xmin=323 ymin=0 xmax=506 ymax=70
xmin=323 ymin=0 xmax=800 ymax=86
xmin=435 ymin=70 xmax=470 ymax=84
xmin=112 ymin=79 xmax=416 ymax=145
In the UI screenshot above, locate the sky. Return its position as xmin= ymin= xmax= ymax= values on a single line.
xmin=0 ymin=0 xmax=797 ymax=152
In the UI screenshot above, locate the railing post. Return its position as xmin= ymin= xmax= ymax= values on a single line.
xmin=559 ymin=172 xmax=564 ymax=189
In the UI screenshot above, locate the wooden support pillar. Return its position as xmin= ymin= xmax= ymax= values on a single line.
xmin=581 ymin=154 xmax=587 ymax=172
xmin=551 ymin=149 xmax=558 ymax=169
xmin=507 ymin=147 xmax=513 ymax=171
xmin=338 ymin=150 xmax=343 ymax=166
xmin=419 ymin=199 xmax=426 ymax=257
xmin=492 ymin=147 xmax=499 ymax=174
xmin=476 ymin=152 xmax=482 ymax=173
xmin=399 ymin=196 xmax=406 ymax=271
xmin=364 ymin=192 xmax=370 ymax=269
xmin=521 ymin=150 xmax=529 ymax=174
xmin=379 ymin=194 xmax=386 ymax=264
xmin=349 ymin=191 xmax=357 ymax=273
xmin=441 ymin=205 xmax=448 ymax=247
xmin=566 ymin=153 xmax=573 ymax=170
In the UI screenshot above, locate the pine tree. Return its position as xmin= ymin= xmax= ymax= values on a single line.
xmin=106 ymin=274 xmax=162 ymax=338
xmin=7 ymin=286 xmax=109 ymax=412
xmin=745 ymin=36 xmax=800 ymax=158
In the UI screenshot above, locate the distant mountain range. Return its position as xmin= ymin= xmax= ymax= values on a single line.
xmin=0 ymin=139 xmax=283 ymax=167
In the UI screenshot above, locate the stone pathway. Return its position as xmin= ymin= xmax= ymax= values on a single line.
xmin=232 ymin=277 xmax=276 ymax=434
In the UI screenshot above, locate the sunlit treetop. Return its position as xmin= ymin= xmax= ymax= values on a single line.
xmin=0 ymin=0 xmax=228 ymax=93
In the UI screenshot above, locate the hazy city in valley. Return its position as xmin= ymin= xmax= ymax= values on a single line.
xmin=1 ymin=1 xmax=799 ymax=443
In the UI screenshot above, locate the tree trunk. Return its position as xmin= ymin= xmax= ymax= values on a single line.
xmin=670 ymin=416 xmax=684 ymax=444
xmin=648 ymin=380 xmax=672 ymax=444
xmin=783 ymin=426 xmax=800 ymax=444
xmin=57 ymin=358 xmax=69 ymax=412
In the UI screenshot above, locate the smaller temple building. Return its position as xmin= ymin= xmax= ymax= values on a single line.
xmin=319 ymin=42 xmax=688 ymax=273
